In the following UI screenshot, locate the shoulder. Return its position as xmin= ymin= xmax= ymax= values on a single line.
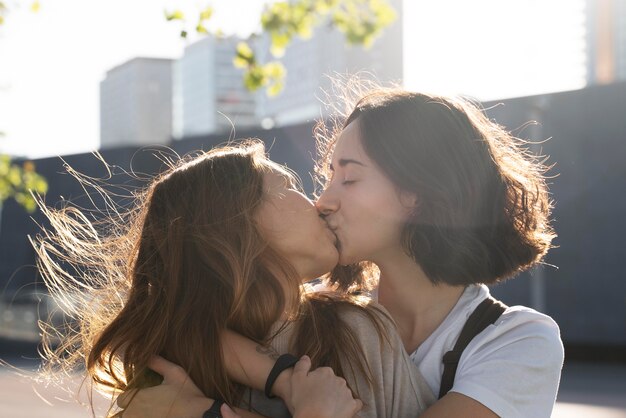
xmin=334 ymin=300 xmax=405 ymax=358
xmin=453 ymin=305 xmax=564 ymax=417
xmin=338 ymin=300 xmax=396 ymax=332
xmin=455 ymin=286 xmax=563 ymax=362
xmin=484 ymin=305 xmax=563 ymax=359
xmin=461 ymin=304 xmax=564 ymax=382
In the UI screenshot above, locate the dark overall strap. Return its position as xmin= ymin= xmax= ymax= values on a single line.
xmin=438 ymin=296 xmax=508 ymax=399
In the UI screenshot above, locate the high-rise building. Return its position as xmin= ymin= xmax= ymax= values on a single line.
xmin=174 ymin=36 xmax=259 ymax=138
xmin=586 ymin=0 xmax=626 ymax=84
xmin=100 ymin=57 xmax=173 ymax=149
xmin=256 ymin=0 xmax=403 ymax=127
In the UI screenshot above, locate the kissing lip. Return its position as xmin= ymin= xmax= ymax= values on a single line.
xmin=323 ymin=225 xmax=339 ymax=248
xmin=324 ymin=221 xmax=338 ymax=232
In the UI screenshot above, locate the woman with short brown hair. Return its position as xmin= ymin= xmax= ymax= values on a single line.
xmin=313 ymin=88 xmax=562 ymax=417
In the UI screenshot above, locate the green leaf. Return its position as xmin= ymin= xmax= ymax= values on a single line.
xmin=199 ymin=6 xmax=213 ymax=21
xmin=233 ymin=0 xmax=396 ymax=95
xmin=165 ymin=9 xmax=185 ymax=21
xmin=371 ymin=0 xmax=397 ymax=25
xmin=233 ymin=56 xmax=249 ymax=69
xmin=243 ymin=67 xmax=266 ymax=92
xmin=270 ymin=32 xmax=291 ymax=57
xmin=236 ymin=42 xmax=255 ymax=62
xmin=33 ymin=178 xmax=48 ymax=194
xmin=265 ymin=61 xmax=286 ymax=79
xmin=196 ymin=23 xmax=208 ymax=34
xmin=15 ymin=192 xmax=36 ymax=213
xmin=8 ymin=166 xmax=21 ymax=187
xmin=0 ymin=154 xmax=47 ymax=211
xmin=331 ymin=0 xmax=396 ymax=46
xmin=314 ymin=0 xmax=337 ymax=14
xmin=267 ymin=81 xmax=284 ymax=97
xmin=0 ymin=155 xmax=10 ymax=176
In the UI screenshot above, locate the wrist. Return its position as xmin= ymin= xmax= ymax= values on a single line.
xmin=272 ymin=368 xmax=293 ymax=403
xmin=264 ymin=353 xmax=299 ymax=401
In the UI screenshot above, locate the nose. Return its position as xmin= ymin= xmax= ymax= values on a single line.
xmin=315 ymin=186 xmax=339 ymax=217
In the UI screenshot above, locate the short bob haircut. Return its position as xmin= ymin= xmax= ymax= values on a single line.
xmin=318 ymin=89 xmax=555 ymax=286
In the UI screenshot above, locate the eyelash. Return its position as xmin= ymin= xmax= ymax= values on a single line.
xmin=342 ymin=180 xmax=356 ymax=185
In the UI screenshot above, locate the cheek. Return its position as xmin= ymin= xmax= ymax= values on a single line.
xmin=269 ymin=208 xmax=316 ymax=250
xmin=257 ymin=208 xmax=292 ymax=248
xmin=347 ymin=187 xmax=406 ymax=224
xmin=343 ymin=188 xmax=409 ymax=245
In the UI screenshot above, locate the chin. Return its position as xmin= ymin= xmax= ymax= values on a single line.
xmin=338 ymin=254 xmax=357 ymax=266
xmin=316 ymin=253 xmax=339 ymax=277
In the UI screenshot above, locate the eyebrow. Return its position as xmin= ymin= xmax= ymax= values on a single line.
xmin=329 ymin=158 xmax=366 ymax=171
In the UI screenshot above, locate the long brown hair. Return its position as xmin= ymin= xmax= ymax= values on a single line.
xmin=36 ymin=140 xmax=386 ymax=413
xmin=316 ymin=81 xmax=555 ymax=287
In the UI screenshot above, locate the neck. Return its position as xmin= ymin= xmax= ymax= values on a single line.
xmin=374 ymin=249 xmax=465 ymax=353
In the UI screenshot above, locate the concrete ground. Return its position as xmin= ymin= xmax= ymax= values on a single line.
xmin=552 ymin=361 xmax=626 ymax=418
xmin=1 ymin=340 xmax=625 ymax=417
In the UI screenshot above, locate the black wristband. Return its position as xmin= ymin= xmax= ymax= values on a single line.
xmin=203 ymin=399 xmax=224 ymax=418
xmin=264 ymin=353 xmax=299 ymax=398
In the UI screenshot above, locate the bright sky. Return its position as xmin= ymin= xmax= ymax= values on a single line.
xmin=0 ymin=0 xmax=586 ymax=159
xmin=404 ymin=0 xmax=587 ymax=100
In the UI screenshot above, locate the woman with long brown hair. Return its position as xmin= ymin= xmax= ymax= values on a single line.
xmin=36 ymin=140 xmax=433 ymax=417
xmin=121 ymin=85 xmax=563 ymax=418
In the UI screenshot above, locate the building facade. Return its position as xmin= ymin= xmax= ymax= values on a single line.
xmin=586 ymin=0 xmax=626 ymax=84
xmin=100 ymin=58 xmax=173 ymax=149
xmin=174 ymin=36 xmax=259 ymax=138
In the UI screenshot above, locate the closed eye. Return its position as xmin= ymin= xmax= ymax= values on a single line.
xmin=342 ymin=180 xmax=357 ymax=185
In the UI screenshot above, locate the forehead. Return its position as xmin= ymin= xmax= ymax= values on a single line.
xmin=331 ymin=121 xmax=369 ymax=165
xmin=262 ymin=166 xmax=294 ymax=191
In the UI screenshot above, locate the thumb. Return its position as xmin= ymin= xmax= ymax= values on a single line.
xmin=354 ymin=398 xmax=364 ymax=413
xmin=292 ymin=355 xmax=311 ymax=378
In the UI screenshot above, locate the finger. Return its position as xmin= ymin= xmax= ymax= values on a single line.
xmin=316 ymin=366 xmax=334 ymax=376
xmin=116 ymin=389 xmax=138 ymax=409
xmin=354 ymin=398 xmax=363 ymax=413
xmin=147 ymin=355 xmax=185 ymax=384
xmin=292 ymin=355 xmax=311 ymax=378
xmin=221 ymin=403 xmax=241 ymax=418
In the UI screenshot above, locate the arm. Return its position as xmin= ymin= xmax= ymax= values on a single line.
xmin=229 ymin=304 xmax=436 ymax=418
xmin=222 ymin=329 xmax=294 ymax=404
xmin=116 ymin=328 xmax=299 ymax=415
xmin=117 ymin=356 xmax=267 ymax=418
xmin=420 ymin=393 xmax=498 ymax=418
xmin=118 ymin=355 xmax=362 ymax=418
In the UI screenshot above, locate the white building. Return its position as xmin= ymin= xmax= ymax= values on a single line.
xmin=174 ymin=36 xmax=259 ymax=138
xmin=586 ymin=0 xmax=626 ymax=84
xmin=256 ymin=0 xmax=403 ymax=127
xmin=100 ymin=57 xmax=173 ymax=149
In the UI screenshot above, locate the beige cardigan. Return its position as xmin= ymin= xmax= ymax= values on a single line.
xmin=240 ymin=303 xmax=436 ymax=418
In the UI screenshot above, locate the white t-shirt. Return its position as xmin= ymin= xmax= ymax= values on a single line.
xmin=410 ymin=284 xmax=564 ymax=418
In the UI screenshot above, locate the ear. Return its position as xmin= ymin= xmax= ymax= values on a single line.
xmin=399 ymin=191 xmax=420 ymax=214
